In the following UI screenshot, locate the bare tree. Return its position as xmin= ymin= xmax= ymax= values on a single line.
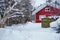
xmin=0 ymin=0 xmax=15 ymax=27
xmin=0 ymin=0 xmax=34 ymax=27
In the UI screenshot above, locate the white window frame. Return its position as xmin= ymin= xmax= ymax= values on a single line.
xmin=45 ymin=7 xmax=50 ymax=12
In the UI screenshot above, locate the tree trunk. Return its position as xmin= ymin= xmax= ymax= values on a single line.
xmin=0 ymin=13 xmax=12 ymax=28
xmin=0 ymin=16 xmax=8 ymax=28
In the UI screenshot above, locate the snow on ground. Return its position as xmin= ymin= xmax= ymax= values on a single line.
xmin=0 ymin=22 xmax=60 ymax=40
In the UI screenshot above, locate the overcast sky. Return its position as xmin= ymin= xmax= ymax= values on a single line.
xmin=31 ymin=0 xmax=46 ymax=8
xmin=31 ymin=0 xmax=58 ymax=8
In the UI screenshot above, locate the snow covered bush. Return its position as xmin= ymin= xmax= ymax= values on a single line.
xmin=50 ymin=18 xmax=60 ymax=33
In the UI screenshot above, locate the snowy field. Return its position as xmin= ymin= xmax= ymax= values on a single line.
xmin=0 ymin=22 xmax=60 ymax=40
xmin=0 ymin=0 xmax=60 ymax=40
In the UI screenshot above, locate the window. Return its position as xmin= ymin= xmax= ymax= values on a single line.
xmin=45 ymin=8 xmax=50 ymax=12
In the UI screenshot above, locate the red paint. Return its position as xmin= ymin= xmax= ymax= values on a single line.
xmin=36 ymin=5 xmax=60 ymax=23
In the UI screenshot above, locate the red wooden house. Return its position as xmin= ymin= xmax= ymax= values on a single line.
xmin=32 ymin=3 xmax=60 ymax=23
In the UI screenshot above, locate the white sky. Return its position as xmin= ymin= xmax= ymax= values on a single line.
xmin=31 ymin=0 xmax=60 ymax=8
xmin=31 ymin=0 xmax=46 ymax=8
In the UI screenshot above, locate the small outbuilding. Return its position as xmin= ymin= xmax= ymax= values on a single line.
xmin=32 ymin=3 xmax=60 ymax=23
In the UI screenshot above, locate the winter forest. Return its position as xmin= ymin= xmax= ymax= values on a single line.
xmin=0 ymin=0 xmax=34 ymax=27
xmin=0 ymin=0 xmax=60 ymax=40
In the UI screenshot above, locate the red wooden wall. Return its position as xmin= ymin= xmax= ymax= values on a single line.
xmin=36 ymin=5 xmax=60 ymax=23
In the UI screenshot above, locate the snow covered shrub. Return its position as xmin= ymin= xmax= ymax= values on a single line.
xmin=55 ymin=18 xmax=60 ymax=33
xmin=50 ymin=18 xmax=60 ymax=33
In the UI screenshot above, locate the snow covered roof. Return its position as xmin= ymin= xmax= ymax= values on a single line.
xmin=32 ymin=2 xmax=59 ymax=15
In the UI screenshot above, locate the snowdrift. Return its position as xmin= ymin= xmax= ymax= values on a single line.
xmin=0 ymin=22 xmax=60 ymax=40
xmin=50 ymin=18 xmax=60 ymax=28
